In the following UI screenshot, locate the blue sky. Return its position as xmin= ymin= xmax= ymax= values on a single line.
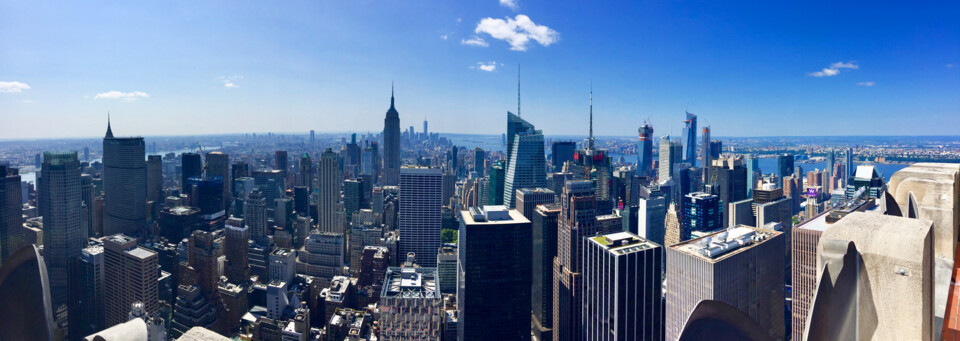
xmin=2 ymin=0 xmax=958 ymax=139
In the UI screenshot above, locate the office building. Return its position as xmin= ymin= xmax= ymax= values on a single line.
xmin=296 ymin=230 xmax=344 ymax=287
xmin=516 ymin=187 xmax=555 ymax=222
xmin=487 ymin=160 xmax=505 ymax=205
xmin=252 ymin=169 xmax=284 ymax=212
xmin=349 ymin=222 xmax=382 ymax=276
xmin=187 ymin=176 xmax=226 ymax=231
xmin=637 ymin=192 xmax=667 ymax=247
xmin=244 ymin=189 xmax=270 ymax=246
xmin=146 ymin=155 xmax=162 ymax=205
xmin=638 ymin=122 xmax=654 ymax=178
xmin=357 ymin=246 xmax=390 ymax=306
xmin=663 ymin=202 xmax=681 ymax=246
xmin=474 ymin=148 xmax=485 ymax=176
xmin=658 ymin=135 xmax=683 ymax=183
xmin=790 ymin=210 xmax=831 ymax=339
xmin=274 ymin=150 xmax=288 ymax=177
xmin=458 ymin=206 xmax=532 ymax=341
xmin=78 ymin=245 xmax=105 ymax=336
xmin=712 ymin=156 xmax=748 ymax=227
xmin=379 ymin=254 xmax=443 ymax=340
xmin=382 ymin=87 xmax=401 ymax=186
xmin=103 ymin=120 xmax=146 ymax=236
xmin=205 ymin=152 xmax=231 ymax=212
xmin=0 ymin=165 xmax=23 ymax=263
xmin=298 ymin=153 xmax=312 ymax=191
xmin=681 ymin=112 xmax=697 ymax=164
xmin=441 ymin=172 xmax=456 ymax=207
xmin=700 ymin=126 xmax=712 ymax=185
xmin=666 ymin=226 xmax=784 ymax=341
xmin=778 ymin=153 xmax=794 ymax=178
xmin=783 ymin=175 xmax=802 ymax=214
xmin=502 ymin=112 xmax=547 ymax=207
xmin=583 ymin=232 xmax=663 ymax=340
xmin=681 ymin=192 xmax=721 ymax=238
xmin=554 ymin=180 xmax=612 ymax=341
xmin=845 ymin=165 xmax=886 ymax=199
xmin=171 ymin=230 xmax=222 ymax=337
xmin=40 ymin=151 xmax=85 ymax=320
xmin=845 ymin=147 xmax=854 ymax=185
xmin=437 ymin=243 xmax=457 ymax=294
xmin=532 ymin=203 xmax=561 ymax=340
xmin=552 ymin=141 xmax=576 ymax=173
xmin=318 ymin=148 xmax=341 ymax=233
xmin=103 ymin=234 xmax=159 ymax=327
xmin=745 ymin=154 xmax=759 ymax=196
xmin=223 ymin=217 xmax=249 ymax=284
xmin=181 ymin=153 xmax=202 ymax=192
xmin=398 ymin=167 xmax=442 ymax=266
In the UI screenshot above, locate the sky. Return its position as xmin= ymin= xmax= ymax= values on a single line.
xmin=1 ymin=0 xmax=958 ymax=139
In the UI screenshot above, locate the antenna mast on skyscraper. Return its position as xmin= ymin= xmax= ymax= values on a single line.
xmin=517 ymin=64 xmax=521 ymax=117
xmin=589 ymin=82 xmax=594 ymax=150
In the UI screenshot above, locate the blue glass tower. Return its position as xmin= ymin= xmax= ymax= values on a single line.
xmin=681 ymin=112 xmax=697 ymax=164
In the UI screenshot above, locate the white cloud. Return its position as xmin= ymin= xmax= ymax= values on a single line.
xmin=857 ymin=81 xmax=875 ymax=87
xmin=457 ymin=18 xmax=462 ymax=24
xmin=19 ymin=99 xmax=36 ymax=104
xmin=440 ymin=34 xmax=449 ymax=40
xmin=461 ymin=36 xmax=489 ymax=47
xmin=948 ymin=64 xmax=955 ymax=68
xmin=94 ymin=91 xmax=150 ymax=101
xmin=219 ymin=75 xmax=242 ymax=88
xmin=500 ymin=0 xmax=518 ymax=10
xmin=808 ymin=61 xmax=859 ymax=77
xmin=474 ymin=15 xmax=559 ymax=51
xmin=470 ymin=61 xmax=498 ymax=72
xmin=0 ymin=81 xmax=31 ymax=93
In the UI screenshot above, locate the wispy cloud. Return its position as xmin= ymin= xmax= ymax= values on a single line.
xmin=500 ymin=0 xmax=518 ymax=11
xmin=808 ymin=61 xmax=859 ymax=77
xmin=0 ymin=81 xmax=31 ymax=93
xmin=948 ymin=64 xmax=955 ymax=69
xmin=19 ymin=99 xmax=36 ymax=104
xmin=440 ymin=34 xmax=449 ymax=40
xmin=474 ymin=15 xmax=559 ymax=51
xmin=461 ymin=36 xmax=489 ymax=47
xmin=220 ymin=75 xmax=242 ymax=88
xmin=94 ymin=91 xmax=150 ymax=101
xmin=857 ymin=81 xmax=875 ymax=87
xmin=470 ymin=61 xmax=498 ymax=72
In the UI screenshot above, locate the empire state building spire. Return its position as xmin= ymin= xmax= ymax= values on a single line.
xmin=589 ymin=85 xmax=594 ymax=150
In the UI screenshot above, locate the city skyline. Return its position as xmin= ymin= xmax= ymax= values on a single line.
xmin=2 ymin=1 xmax=959 ymax=139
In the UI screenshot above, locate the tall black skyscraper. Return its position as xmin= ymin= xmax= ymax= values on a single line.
xmin=181 ymin=153 xmax=202 ymax=192
xmin=778 ymin=153 xmax=795 ymax=178
xmin=382 ymin=85 xmax=401 ymax=186
xmin=551 ymin=141 xmax=576 ymax=173
xmin=0 ymin=165 xmax=23 ymax=263
xmin=681 ymin=112 xmax=697 ymax=164
xmin=103 ymin=118 xmax=147 ymax=236
xmin=713 ymin=156 xmax=748 ymax=227
xmin=39 ymin=151 xmax=85 ymax=333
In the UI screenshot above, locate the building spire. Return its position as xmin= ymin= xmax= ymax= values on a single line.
xmin=105 ymin=111 xmax=114 ymax=138
xmin=390 ymin=82 xmax=395 ymax=109
xmin=517 ymin=65 xmax=521 ymax=117
xmin=589 ymin=83 xmax=594 ymax=150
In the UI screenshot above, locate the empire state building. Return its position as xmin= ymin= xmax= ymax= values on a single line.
xmin=382 ymin=86 xmax=401 ymax=186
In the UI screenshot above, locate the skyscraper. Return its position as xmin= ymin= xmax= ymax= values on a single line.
xmin=681 ymin=192 xmax=722 ymax=237
xmin=0 ymin=165 xmax=23 ymax=263
xmin=205 ymin=152 xmax=231 ymax=212
xmin=681 ymin=112 xmax=697 ymax=164
xmin=583 ymin=232 xmax=663 ymax=340
xmin=78 ymin=245 xmax=105 ymax=336
xmin=379 ymin=254 xmax=443 ymax=340
xmin=700 ymin=126 xmax=712 ymax=184
xmin=146 ymin=155 xmax=162 ymax=204
xmin=515 ymin=188 xmax=555 ymax=222
xmin=532 ymin=204 xmax=561 ymax=341
xmin=180 ymin=153 xmax=202 ymax=192
xmin=39 ymin=151 xmax=85 ymax=317
xmin=103 ymin=234 xmax=158 ymax=327
xmin=845 ymin=147 xmax=854 ymax=186
xmin=663 ymin=202 xmax=681 ymax=246
xmin=103 ymin=119 xmax=147 ymax=236
xmin=712 ymin=156 xmax=748 ymax=227
xmin=244 ymin=189 xmax=270 ymax=247
xmin=637 ymin=192 xmax=667 ymax=246
xmin=318 ymin=148 xmax=342 ymax=233
xmin=658 ymin=135 xmax=683 ymax=183
xmin=295 ymin=230 xmax=344 ymax=287
xmin=458 ymin=206 xmax=532 ymax=341
xmin=637 ymin=122 xmax=654 ymax=178
xmin=745 ymin=154 xmax=759 ymax=197
xmin=398 ymin=167 xmax=442 ymax=266
xmin=554 ymin=180 xmax=612 ymax=341
xmin=473 ymin=148 xmax=485 ymax=176
xmin=223 ymin=217 xmax=249 ymax=284
xmin=503 ymin=112 xmax=546 ymax=208
xmin=298 ymin=153 xmax=312 ymax=191
xmin=777 ymin=153 xmax=795 ymax=178
xmin=382 ymin=86 xmax=401 ymax=186
xmin=552 ymin=141 xmax=576 ymax=173
xmin=487 ymin=160 xmax=505 ymax=205
xmin=666 ymin=226 xmax=784 ymax=341
xmin=274 ymin=150 xmax=288 ymax=178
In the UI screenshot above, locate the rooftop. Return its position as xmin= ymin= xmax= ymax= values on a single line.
xmin=589 ymin=232 xmax=659 ymax=255
xmin=672 ymin=226 xmax=781 ymax=262
xmin=461 ymin=206 xmax=529 ymax=225
xmin=381 ymin=265 xmax=439 ymax=299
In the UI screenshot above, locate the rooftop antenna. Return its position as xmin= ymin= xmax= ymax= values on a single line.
xmin=589 ymin=82 xmax=594 ymax=150
xmin=517 ymin=64 xmax=521 ymax=117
